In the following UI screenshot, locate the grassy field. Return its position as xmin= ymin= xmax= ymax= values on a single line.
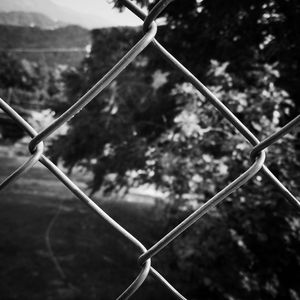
xmin=0 ymin=145 xmax=179 ymax=300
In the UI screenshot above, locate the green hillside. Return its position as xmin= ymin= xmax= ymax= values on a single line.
xmin=0 ymin=24 xmax=90 ymax=66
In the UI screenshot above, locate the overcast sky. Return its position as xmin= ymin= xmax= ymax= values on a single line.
xmin=52 ymin=0 xmax=143 ymax=27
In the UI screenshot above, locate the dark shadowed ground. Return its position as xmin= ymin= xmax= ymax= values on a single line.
xmin=0 ymin=145 xmax=178 ymax=300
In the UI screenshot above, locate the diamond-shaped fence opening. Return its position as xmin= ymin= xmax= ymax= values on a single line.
xmin=0 ymin=0 xmax=299 ymax=299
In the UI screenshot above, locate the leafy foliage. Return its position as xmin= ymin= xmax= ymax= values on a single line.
xmin=48 ymin=27 xmax=176 ymax=193
xmin=154 ymin=61 xmax=300 ymax=299
xmin=132 ymin=0 xmax=300 ymax=115
xmin=49 ymin=1 xmax=300 ymax=299
xmin=0 ymin=52 xmax=68 ymax=108
xmin=0 ymin=53 xmax=38 ymax=91
xmin=0 ymin=51 xmax=70 ymax=142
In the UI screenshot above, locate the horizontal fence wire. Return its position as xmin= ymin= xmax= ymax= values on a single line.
xmin=0 ymin=0 xmax=299 ymax=299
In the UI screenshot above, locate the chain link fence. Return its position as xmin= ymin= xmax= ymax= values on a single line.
xmin=0 ymin=0 xmax=299 ymax=299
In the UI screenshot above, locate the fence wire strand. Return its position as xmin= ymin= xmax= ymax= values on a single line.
xmin=0 ymin=0 xmax=299 ymax=299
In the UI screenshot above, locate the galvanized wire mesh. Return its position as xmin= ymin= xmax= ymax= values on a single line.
xmin=0 ymin=0 xmax=299 ymax=299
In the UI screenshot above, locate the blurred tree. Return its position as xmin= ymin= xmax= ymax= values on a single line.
xmin=0 ymin=53 xmax=38 ymax=91
xmin=131 ymin=0 xmax=300 ymax=115
xmin=49 ymin=27 xmax=177 ymax=192
xmin=0 ymin=52 xmax=70 ymax=110
xmin=48 ymin=1 xmax=300 ymax=299
xmin=148 ymin=61 xmax=300 ymax=299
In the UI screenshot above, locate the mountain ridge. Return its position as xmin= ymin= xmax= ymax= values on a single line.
xmin=0 ymin=0 xmax=116 ymax=29
xmin=0 ymin=11 xmax=65 ymax=28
